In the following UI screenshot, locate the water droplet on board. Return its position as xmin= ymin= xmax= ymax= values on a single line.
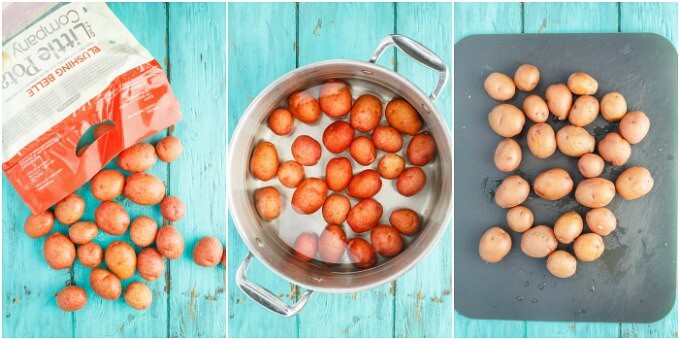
xmin=590 ymin=286 xmax=596 ymax=292
xmin=531 ymin=298 xmax=538 ymax=303
xmin=516 ymin=296 xmax=524 ymax=302
xmin=538 ymin=282 xmax=546 ymax=290
xmin=524 ymin=281 xmax=530 ymax=287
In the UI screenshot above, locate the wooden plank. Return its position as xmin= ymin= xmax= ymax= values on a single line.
xmin=226 ymin=2 xmax=299 ymax=337
xmin=166 ymin=2 xmax=226 ymax=337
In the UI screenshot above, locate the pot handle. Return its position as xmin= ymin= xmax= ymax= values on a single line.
xmin=236 ymin=252 xmax=313 ymax=317
xmin=369 ymin=34 xmax=449 ymax=101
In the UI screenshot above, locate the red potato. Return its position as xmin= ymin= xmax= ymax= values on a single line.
xmin=370 ymin=225 xmax=404 ymax=257
xmin=255 ymin=187 xmax=282 ymax=221
xmin=291 ymin=178 xmax=328 ymax=214
xmin=117 ymin=143 xmax=157 ymax=172
xmin=292 ymin=135 xmax=322 ymax=166
xmin=586 ymin=207 xmax=617 ymax=236
xmin=385 ymin=98 xmax=422 ymax=136
xmin=371 ymin=126 xmax=403 ymax=153
xmin=347 ymin=238 xmax=377 ymax=268
xmin=268 ymin=108 xmax=294 ymax=135
xmin=569 ymin=95 xmax=599 ymax=127
xmin=494 ymin=175 xmax=530 ymax=208
xmin=123 ymin=172 xmax=166 ymax=205
xmin=105 ymin=241 xmax=137 ymax=280
xmin=506 ymin=206 xmax=534 ymax=233
xmin=532 ymin=168 xmax=573 ymax=200
xmin=407 ymin=132 xmax=437 ymax=166
xmin=578 ymin=153 xmax=605 ymax=178
xmin=43 ymin=233 xmax=76 ymax=270
xmin=137 ymin=248 xmax=165 ymax=281
xmin=318 ymin=225 xmax=347 ymax=264
xmin=556 ymin=125 xmax=596 ymax=157
xmin=193 ymin=236 xmax=224 ymax=267
xmin=95 ymin=201 xmax=130 ymax=236
xmin=575 ymin=178 xmax=616 ymax=208
xmin=520 ymin=225 xmax=558 ymax=258
xmin=322 ymin=194 xmax=351 ymax=225
xmin=54 ymin=193 xmax=85 ymax=225
xmin=616 ymin=166 xmax=654 ymax=200
xmin=389 ymin=208 xmax=420 ymax=235
xmin=293 ymin=232 xmax=318 ymax=261
xmin=526 ymin=123 xmax=556 ymax=159
xmin=573 ymin=233 xmax=605 ymax=262
xmin=155 ymin=136 xmax=183 ymax=163
xmin=396 ymin=167 xmax=426 ymax=197
xmin=56 ymin=286 xmax=87 ymax=312
xmin=289 ymin=91 xmax=321 ymax=124
xmin=545 ymin=83 xmax=572 ymax=120
xmin=130 ymin=216 xmax=158 ymax=247
xmin=323 ymin=121 xmax=355 ymax=153
xmin=619 ymin=111 xmax=650 ymax=144
xmin=325 ymin=157 xmax=352 ymax=191
xmin=277 ymin=161 xmax=305 ymax=188
xmin=160 ymin=196 xmax=185 ymax=222
xmin=488 ymin=104 xmax=525 ymax=137
xmin=514 ymin=64 xmax=540 ymax=92
xmin=478 ymin=227 xmax=512 ymax=263
xmin=124 ymin=282 xmax=152 ymax=310
xmin=319 ymin=80 xmax=352 ymax=118
xmin=598 ymin=132 xmax=631 ymax=166
xmin=156 ymin=225 xmax=184 ymax=259
xmin=377 ymin=153 xmax=406 ymax=179
xmin=90 ymin=169 xmax=125 ymax=201
xmin=68 ymin=221 xmax=98 ymax=245
xmin=24 ymin=211 xmax=54 ymax=238
xmin=600 ymin=92 xmax=627 ymax=122
xmin=250 ymin=142 xmax=279 ymax=181
xmin=350 ymin=94 xmax=383 ymax=132
xmin=349 ymin=136 xmax=377 ymax=166
xmin=522 ymin=95 xmax=549 ymax=123
xmin=89 ymin=268 xmax=121 ymax=300
xmin=77 ymin=242 xmax=103 ymax=268
xmin=484 ymin=72 xmax=516 ymax=101
xmin=347 ymin=198 xmax=383 ymax=233
xmin=567 ymin=72 xmax=598 ymax=95
xmin=347 ymin=169 xmax=382 ymax=199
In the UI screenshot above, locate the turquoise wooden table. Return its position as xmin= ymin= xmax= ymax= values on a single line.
xmin=2 ymin=3 xmax=226 ymax=337
xmin=228 ymin=2 xmax=451 ymax=337
xmin=454 ymin=2 xmax=678 ymax=338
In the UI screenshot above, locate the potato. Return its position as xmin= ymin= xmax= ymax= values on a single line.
xmin=319 ymin=80 xmax=352 ymax=118
xmin=293 ymin=232 xmax=317 ymax=261
xmin=54 ymin=193 xmax=85 ymax=225
xmin=322 ymin=194 xmax=351 ymax=225
xmin=385 ymin=98 xmax=422 ymax=136
xmin=526 ymin=123 xmax=556 ymax=159
xmin=95 ymin=201 xmax=130 ymax=236
xmin=484 ymin=72 xmax=515 ymax=101
xmin=325 ymin=157 xmax=352 ymax=191
xmin=573 ymin=233 xmax=605 ymax=262
xmin=68 ymin=221 xmax=98 ymax=245
xmin=222 ymin=250 xmax=226 ymax=268
xmin=350 ymin=94 xmax=382 ymax=133
xmin=156 ymin=225 xmax=184 ymax=259
xmin=292 ymin=135 xmax=322 ymax=166
xmin=90 ymin=268 xmax=121 ymax=300
xmin=250 ymin=142 xmax=279 ymax=181
xmin=407 ymin=132 xmax=437 ymax=166
xmin=493 ymin=139 xmax=521 ymax=172
xmin=323 ymin=121 xmax=355 ymax=154
xmin=616 ymin=166 xmax=654 ymax=200
xmin=278 ymin=161 xmax=305 ymax=188
xmin=598 ymin=132 xmax=631 ymax=166
xmin=117 ymin=142 xmax=157 ymax=172
xmin=124 ymin=282 xmax=152 ymax=310
xmin=600 ymin=92 xmax=627 ymax=122
xmin=288 ymin=91 xmax=321 ymax=124
xmin=575 ymin=178 xmax=615 ymax=208
xmin=545 ymin=83 xmax=572 ymax=120
xmin=43 ymin=232 xmax=76 ymax=270
xmin=506 ymin=206 xmax=533 ymax=233
xmin=533 ymin=168 xmax=573 ymax=200
xmin=569 ymin=95 xmax=599 ymax=126
xmin=90 ymin=169 xmax=125 ymax=201
xmin=137 ymin=248 xmax=165 ymax=281
xmin=160 ymin=196 xmax=185 ymax=222
xmin=348 ymin=169 xmax=382 ymax=199
xmin=546 ymin=250 xmax=577 ymax=278
xmin=318 ymin=225 xmax=347 ymax=264
xmin=193 ymin=236 xmax=224 ymax=267
xmin=377 ymin=153 xmax=406 ymax=179
xmin=556 ymin=125 xmax=595 ymax=157
xmin=123 ymin=172 xmax=166 ymax=205
xmin=567 ymin=72 xmax=598 ymax=95
xmin=619 ymin=110 xmax=650 ymax=144
xmin=396 ymin=167 xmax=426 ymax=197
xmin=578 ymin=153 xmax=604 ymax=178
xmin=130 ymin=216 xmax=158 ymax=247
xmin=24 ymin=211 xmax=54 ymax=238
xmin=105 ymin=241 xmax=137 ymax=279
xmin=56 ymin=286 xmax=87 ymax=312
xmin=347 ymin=198 xmax=383 ymax=233
xmin=370 ymin=225 xmax=403 ymax=257
xmin=478 ymin=226 xmax=512 ymax=263
xmin=520 ymin=225 xmax=558 ymax=258
xmin=254 ymin=186 xmax=281 ymax=220
xmin=488 ymin=104 xmax=525 ymax=138
xmin=371 ymin=126 xmax=403 ymax=153
xmin=155 ymin=136 xmax=183 ymax=163
xmin=77 ymin=242 xmax=103 ymax=268
xmin=268 ymin=108 xmax=294 ymax=135
xmin=494 ymin=175 xmax=530 ymax=208
xmin=522 ymin=95 xmax=549 ymax=123
xmin=292 ymin=178 xmax=328 ymax=214
xmin=349 ymin=136 xmax=377 ymax=165
xmin=514 ymin=64 xmax=540 ymax=91
xmin=347 ymin=238 xmax=377 ymax=268
xmin=389 ymin=208 xmax=420 ymax=235
xmin=553 ymin=211 xmax=583 ymax=244
xmin=586 ymin=207 xmax=616 ymax=236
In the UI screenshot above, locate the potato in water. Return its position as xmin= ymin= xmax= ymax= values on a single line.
xmin=249 ymin=142 xmax=279 ymax=181
xmin=289 ymin=90 xmax=321 ymax=123
xmin=319 ymin=80 xmax=352 ymax=118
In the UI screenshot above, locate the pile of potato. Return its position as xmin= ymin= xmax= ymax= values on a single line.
xmin=250 ymin=80 xmax=436 ymax=268
xmin=24 ymin=135 xmax=226 ymax=312
xmin=479 ymin=66 xmax=653 ymax=278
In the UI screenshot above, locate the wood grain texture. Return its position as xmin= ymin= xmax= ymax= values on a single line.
xmin=620 ymin=2 xmax=678 ymax=48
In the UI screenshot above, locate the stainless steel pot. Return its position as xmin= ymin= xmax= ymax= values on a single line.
xmin=228 ymin=35 xmax=452 ymax=317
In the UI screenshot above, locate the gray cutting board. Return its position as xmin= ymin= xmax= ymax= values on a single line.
xmin=453 ymin=33 xmax=678 ymax=323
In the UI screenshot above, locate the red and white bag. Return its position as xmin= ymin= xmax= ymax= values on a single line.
xmin=2 ymin=2 xmax=181 ymax=213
